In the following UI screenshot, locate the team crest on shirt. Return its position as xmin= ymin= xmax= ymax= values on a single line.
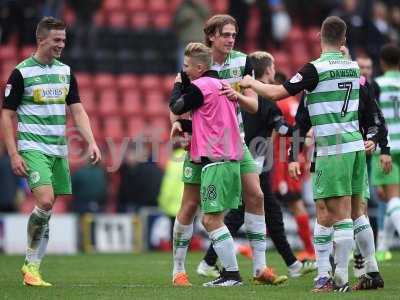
xmin=230 ymin=67 xmax=242 ymax=78
xmin=59 ymin=74 xmax=67 ymax=83
xmin=4 ymin=84 xmax=12 ymax=97
xmin=184 ymin=167 xmax=192 ymax=178
xmin=289 ymin=73 xmax=303 ymax=83
xmin=30 ymin=171 xmax=41 ymax=184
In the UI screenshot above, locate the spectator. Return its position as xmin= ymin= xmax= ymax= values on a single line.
xmin=0 ymin=0 xmax=42 ymax=45
xmin=172 ymin=0 xmax=210 ymax=70
xmin=389 ymin=5 xmax=400 ymax=43
xmin=67 ymin=0 xmax=101 ymax=51
xmin=331 ymin=0 xmax=369 ymax=56
xmin=117 ymin=142 xmax=163 ymax=213
xmin=71 ymin=158 xmax=108 ymax=213
xmin=0 ymin=141 xmax=20 ymax=212
xmin=366 ymin=1 xmax=392 ymax=65
xmin=228 ymin=0 xmax=252 ymax=49
xmin=157 ymin=145 xmax=185 ymax=241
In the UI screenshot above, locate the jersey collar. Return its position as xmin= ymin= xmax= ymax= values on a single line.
xmin=212 ymin=51 xmax=232 ymax=69
xmin=31 ymin=55 xmax=55 ymax=68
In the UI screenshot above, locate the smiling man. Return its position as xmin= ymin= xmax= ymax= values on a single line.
xmin=0 ymin=17 xmax=101 ymax=287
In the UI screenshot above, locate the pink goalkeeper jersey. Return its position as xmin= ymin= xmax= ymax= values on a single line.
xmin=190 ymin=76 xmax=243 ymax=162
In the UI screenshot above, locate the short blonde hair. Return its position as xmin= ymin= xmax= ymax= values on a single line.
xmin=184 ymin=42 xmax=212 ymax=68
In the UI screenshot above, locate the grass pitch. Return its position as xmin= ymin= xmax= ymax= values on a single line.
xmin=0 ymin=251 xmax=399 ymax=299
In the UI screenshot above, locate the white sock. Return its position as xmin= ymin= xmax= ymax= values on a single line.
xmin=209 ymin=225 xmax=238 ymax=272
xmin=172 ymin=219 xmax=193 ymax=276
xmin=377 ymin=214 xmax=395 ymax=251
xmin=244 ymin=212 xmax=267 ymax=277
xmin=313 ymin=222 xmax=333 ymax=278
xmin=37 ymin=223 xmax=50 ymax=262
xmin=26 ymin=206 xmax=51 ymax=264
xmin=333 ymin=219 xmax=354 ymax=285
xmin=354 ymin=215 xmax=378 ymax=273
xmin=387 ymin=197 xmax=400 ymax=236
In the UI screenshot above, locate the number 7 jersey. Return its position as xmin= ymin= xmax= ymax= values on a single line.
xmin=305 ymin=51 xmax=364 ymax=156
xmin=376 ymin=70 xmax=400 ymax=152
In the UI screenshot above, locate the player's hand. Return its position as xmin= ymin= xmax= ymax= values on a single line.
xmin=220 ymin=82 xmax=238 ymax=101
xmin=174 ymin=73 xmax=182 ymax=83
xmin=88 ymin=143 xmax=101 ymax=164
xmin=170 ymin=121 xmax=183 ymax=139
xmin=10 ymin=153 xmax=29 ymax=177
xmin=239 ymin=75 xmax=254 ymax=89
xmin=364 ymin=140 xmax=376 ymax=155
xmin=288 ymin=162 xmax=301 ymax=180
xmin=340 ymin=46 xmax=351 ymax=59
xmin=380 ymin=154 xmax=392 ymax=174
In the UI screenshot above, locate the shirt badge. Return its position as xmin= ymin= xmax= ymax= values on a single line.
xmin=4 ymin=84 xmax=12 ymax=97
xmin=289 ymin=73 xmax=303 ymax=83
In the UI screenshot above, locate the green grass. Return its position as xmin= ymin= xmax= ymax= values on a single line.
xmin=0 ymin=251 xmax=399 ymax=299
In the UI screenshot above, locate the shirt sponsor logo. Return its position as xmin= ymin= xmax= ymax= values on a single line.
xmin=33 ymin=87 xmax=66 ymax=103
xmin=4 ymin=84 xmax=12 ymax=97
xmin=289 ymin=73 xmax=303 ymax=83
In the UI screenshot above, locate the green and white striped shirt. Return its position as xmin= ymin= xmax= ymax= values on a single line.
xmin=3 ymin=56 xmax=80 ymax=157
xmin=211 ymin=50 xmax=251 ymax=141
xmin=306 ymin=51 xmax=364 ymax=156
xmin=376 ymin=70 xmax=400 ymax=152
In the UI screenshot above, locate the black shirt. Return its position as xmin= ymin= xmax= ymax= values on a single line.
xmin=169 ymin=70 xmax=219 ymax=115
xmin=2 ymin=68 xmax=81 ymax=111
xmin=283 ymin=63 xmax=319 ymax=95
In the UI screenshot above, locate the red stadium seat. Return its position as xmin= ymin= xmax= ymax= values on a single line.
xmin=75 ymin=72 xmax=92 ymax=89
xmin=148 ymin=0 xmax=169 ymax=13
xmin=145 ymin=90 xmax=165 ymax=106
xmin=127 ymin=118 xmax=145 ymax=139
xmin=19 ymin=46 xmax=36 ymax=60
xmin=93 ymin=10 xmax=106 ymax=27
xmin=129 ymin=12 xmax=150 ymax=29
xmin=121 ymin=89 xmax=143 ymax=116
xmin=140 ymin=74 xmax=162 ymax=91
xmin=103 ymin=116 xmax=125 ymax=140
xmin=0 ymin=45 xmax=18 ymax=60
xmin=306 ymin=27 xmax=320 ymax=43
xmin=126 ymin=0 xmax=146 ymax=12
xmin=63 ymin=5 xmax=76 ymax=25
xmin=116 ymin=74 xmax=139 ymax=91
xmin=108 ymin=11 xmax=128 ymax=28
xmin=1 ymin=61 xmax=18 ymax=78
xmin=162 ymin=74 xmax=176 ymax=93
xmin=286 ymin=25 xmax=304 ymax=43
xmin=80 ymin=88 xmax=97 ymax=115
xmin=170 ymin=0 xmax=183 ymax=12
xmin=148 ymin=116 xmax=169 ymax=142
xmin=94 ymin=73 xmax=116 ymax=90
xmin=152 ymin=13 xmax=172 ymax=29
xmin=145 ymin=101 xmax=169 ymax=118
xmin=98 ymin=89 xmax=119 ymax=116
xmin=102 ymin=0 xmax=123 ymax=12
xmin=210 ymin=0 xmax=228 ymax=13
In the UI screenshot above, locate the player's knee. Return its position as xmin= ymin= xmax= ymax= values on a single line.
xmin=351 ymin=209 xmax=364 ymax=221
xmin=245 ymin=189 xmax=264 ymax=209
xmin=202 ymin=214 xmax=221 ymax=231
xmin=37 ymin=198 xmax=54 ymax=211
